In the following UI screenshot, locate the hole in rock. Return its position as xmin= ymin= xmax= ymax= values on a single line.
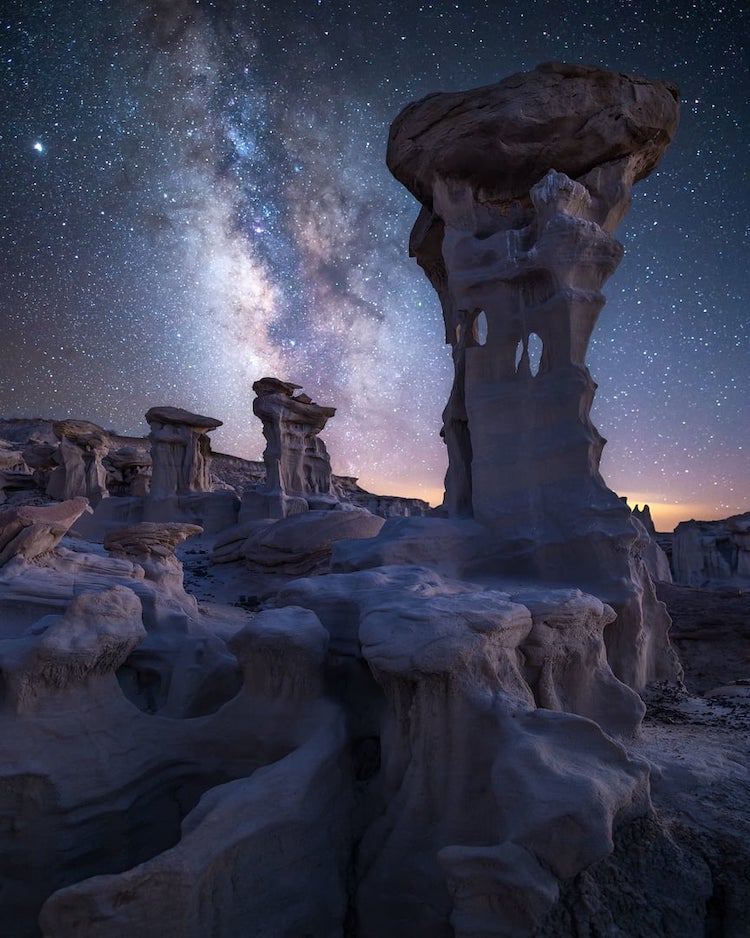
xmin=528 ymin=332 xmax=543 ymax=376
xmin=514 ymin=340 xmax=524 ymax=371
xmin=475 ymin=310 xmax=488 ymax=346
xmin=352 ymin=736 xmax=381 ymax=781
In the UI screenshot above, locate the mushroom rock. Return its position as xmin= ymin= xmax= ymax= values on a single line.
xmin=46 ymin=419 xmax=110 ymax=506
xmin=104 ymin=521 xmax=203 ymax=592
xmin=243 ymin=377 xmax=337 ymax=520
xmin=145 ymin=406 xmax=221 ymax=498
xmin=142 ymin=407 xmax=238 ymax=534
xmin=386 ymin=62 xmax=681 ymax=691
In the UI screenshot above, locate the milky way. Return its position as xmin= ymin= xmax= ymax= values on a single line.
xmin=1 ymin=0 xmax=747 ymax=528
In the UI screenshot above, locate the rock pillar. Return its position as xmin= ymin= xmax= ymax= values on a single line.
xmin=252 ymin=378 xmax=336 ymax=500
xmin=387 ymin=62 xmax=682 ymax=689
xmin=145 ymin=406 xmax=221 ymax=498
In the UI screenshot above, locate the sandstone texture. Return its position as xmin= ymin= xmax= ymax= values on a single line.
xmin=0 ymin=497 xmax=89 ymax=567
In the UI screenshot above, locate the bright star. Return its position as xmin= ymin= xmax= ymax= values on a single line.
xmin=33 ymin=141 xmax=44 ymax=153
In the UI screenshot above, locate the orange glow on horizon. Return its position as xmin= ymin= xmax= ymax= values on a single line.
xmin=355 ymin=473 xmax=734 ymax=535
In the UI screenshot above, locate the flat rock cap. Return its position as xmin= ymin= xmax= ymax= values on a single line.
xmin=387 ymin=61 xmax=680 ymax=206
xmin=145 ymin=406 xmax=222 ymax=430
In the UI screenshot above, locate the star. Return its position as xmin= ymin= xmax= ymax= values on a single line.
xmin=32 ymin=142 xmax=45 ymax=154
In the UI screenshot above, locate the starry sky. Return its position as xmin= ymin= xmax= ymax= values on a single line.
xmin=0 ymin=0 xmax=747 ymax=530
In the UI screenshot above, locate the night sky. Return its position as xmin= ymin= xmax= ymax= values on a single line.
xmin=1 ymin=0 xmax=747 ymax=529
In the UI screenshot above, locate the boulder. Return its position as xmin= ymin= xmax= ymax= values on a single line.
xmin=243 ymin=509 xmax=385 ymax=577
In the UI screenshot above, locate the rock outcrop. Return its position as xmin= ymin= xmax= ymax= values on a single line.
xmin=276 ymin=565 xmax=650 ymax=937
xmin=46 ymin=419 xmax=110 ymax=505
xmin=0 ymin=497 xmax=89 ymax=567
xmin=385 ymin=61 xmax=681 ymax=691
xmin=146 ymin=406 xmax=221 ymax=498
xmin=673 ymin=512 xmax=750 ymax=586
xmin=242 ymin=377 xmax=337 ymax=520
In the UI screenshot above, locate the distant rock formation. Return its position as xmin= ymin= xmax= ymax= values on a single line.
xmin=145 ymin=406 xmax=222 ymax=498
xmin=105 ymin=443 xmax=152 ymax=497
xmin=333 ymin=475 xmax=430 ymax=518
xmin=630 ymin=502 xmax=672 ymax=583
xmin=0 ymin=439 xmax=34 ymax=503
xmin=243 ymin=377 xmax=336 ymax=520
xmin=673 ymin=512 xmax=750 ymax=586
xmin=47 ymin=419 xmax=110 ymax=505
xmin=386 ymin=61 xmax=681 ymax=691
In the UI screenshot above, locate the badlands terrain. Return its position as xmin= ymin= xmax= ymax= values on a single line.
xmin=0 ymin=62 xmax=747 ymax=937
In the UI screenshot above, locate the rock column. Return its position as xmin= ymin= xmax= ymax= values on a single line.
xmin=252 ymin=377 xmax=336 ymax=500
xmin=145 ymin=407 xmax=221 ymax=498
xmin=387 ymin=62 xmax=682 ymax=689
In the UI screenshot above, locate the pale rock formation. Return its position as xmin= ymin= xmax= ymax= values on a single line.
xmin=272 ymin=565 xmax=651 ymax=935
xmin=274 ymin=565 xmax=650 ymax=937
xmin=146 ymin=405 xmax=221 ymax=498
xmin=74 ymin=409 xmax=237 ymax=539
xmin=211 ymin=381 xmax=386 ymax=580
xmin=673 ymin=511 xmax=750 ymax=586
xmin=385 ymin=61 xmax=681 ymax=692
xmin=22 ymin=440 xmax=62 ymax=492
xmin=333 ymin=475 xmax=431 ymax=518
xmin=630 ymin=502 xmax=672 ymax=582
xmin=0 ymin=63 xmax=737 ymax=938
xmin=38 ymin=607 xmax=352 ymax=938
xmin=0 ymin=497 xmax=89 ymax=567
xmin=243 ymin=377 xmax=336 ymax=520
xmin=0 ymin=586 xmax=145 ymax=715
xmin=104 ymin=521 xmax=203 ymax=594
xmin=278 ymin=565 xmax=643 ymax=737
xmin=46 ymin=419 xmax=110 ymax=505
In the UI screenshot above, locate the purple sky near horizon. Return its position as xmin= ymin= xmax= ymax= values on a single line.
xmin=0 ymin=0 xmax=747 ymax=529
